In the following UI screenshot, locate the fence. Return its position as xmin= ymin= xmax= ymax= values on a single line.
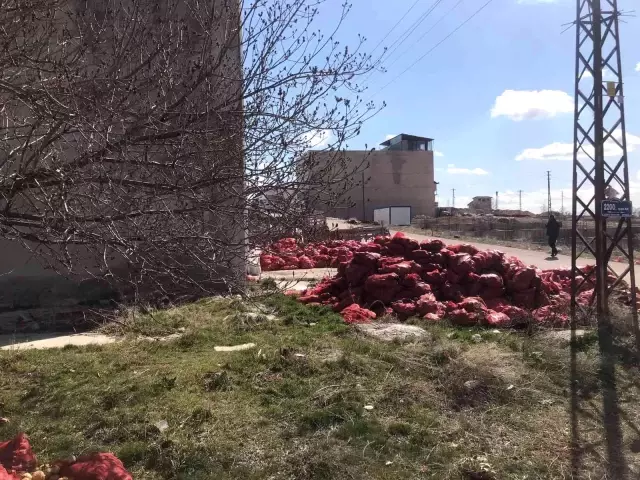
xmin=419 ymin=216 xmax=639 ymax=249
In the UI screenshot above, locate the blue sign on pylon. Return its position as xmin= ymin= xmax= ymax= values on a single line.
xmin=601 ymin=199 xmax=632 ymax=218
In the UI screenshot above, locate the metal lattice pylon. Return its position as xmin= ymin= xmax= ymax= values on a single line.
xmin=571 ymin=0 xmax=638 ymax=336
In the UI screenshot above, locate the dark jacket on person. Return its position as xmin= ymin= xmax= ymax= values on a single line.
xmin=545 ymin=216 xmax=560 ymax=239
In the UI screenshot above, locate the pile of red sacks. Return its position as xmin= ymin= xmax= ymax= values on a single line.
xmin=0 ymin=433 xmax=131 ymax=480
xmin=260 ymin=237 xmax=362 ymax=271
xmin=289 ymin=233 xmax=608 ymax=328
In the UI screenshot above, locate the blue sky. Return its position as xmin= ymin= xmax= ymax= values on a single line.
xmin=313 ymin=0 xmax=640 ymax=212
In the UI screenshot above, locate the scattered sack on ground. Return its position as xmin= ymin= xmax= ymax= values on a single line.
xmin=55 ymin=453 xmax=132 ymax=480
xmin=0 ymin=433 xmax=36 ymax=475
xmin=0 ymin=434 xmax=132 ymax=480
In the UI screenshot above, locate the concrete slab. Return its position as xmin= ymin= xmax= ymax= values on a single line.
xmin=0 ymin=332 xmax=117 ymax=351
xmin=261 ymin=268 xmax=336 ymax=281
xmin=276 ymin=280 xmax=310 ymax=292
xmin=214 ymin=343 xmax=256 ymax=352
xmin=356 ymin=323 xmax=429 ymax=343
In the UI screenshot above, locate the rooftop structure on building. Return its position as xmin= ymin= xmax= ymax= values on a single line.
xmin=380 ymin=133 xmax=434 ymax=152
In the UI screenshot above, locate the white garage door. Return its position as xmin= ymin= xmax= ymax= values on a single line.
xmin=373 ymin=208 xmax=390 ymax=226
xmin=390 ymin=206 xmax=411 ymax=226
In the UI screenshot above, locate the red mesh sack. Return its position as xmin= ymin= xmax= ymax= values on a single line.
xmin=442 ymin=282 xmax=464 ymax=302
xmin=577 ymin=289 xmax=595 ymax=306
xmin=56 ymin=452 xmax=132 ymax=480
xmin=483 ymin=311 xmax=511 ymax=328
xmin=0 ymin=434 xmax=36 ymax=474
xmin=484 ymin=298 xmax=509 ymax=312
xmin=478 ymin=287 xmax=506 ymax=301
xmin=508 ymin=267 xmax=537 ymax=291
xmin=419 ymin=239 xmax=445 ymax=252
xmin=390 ymin=299 xmax=417 ymax=317
xmin=344 ymin=263 xmax=373 ymax=286
xmin=358 ymin=242 xmax=382 ymax=253
xmin=365 ymin=273 xmax=400 ymax=290
xmin=423 ymin=270 xmax=446 ymax=285
xmin=379 ymin=262 xmax=414 ymax=276
xmin=532 ymin=306 xmax=569 ymax=327
xmin=449 ymin=309 xmax=480 ymax=326
xmin=341 ymin=304 xmax=376 ymax=324
xmin=313 ymin=254 xmax=331 ymax=268
xmin=297 ymin=256 xmax=315 ymax=269
xmin=0 ymin=464 xmax=17 ymax=480
xmin=479 ymin=273 xmax=504 ymax=289
xmin=352 ymin=251 xmax=381 ymax=268
xmin=511 ymin=287 xmax=536 ymax=309
xmin=448 ymin=244 xmax=479 ymax=255
xmin=501 ymin=305 xmax=529 ymax=324
xmin=457 ymin=297 xmax=487 ymax=313
xmin=409 ymin=249 xmax=432 ymax=264
xmin=260 ymin=254 xmax=285 ymax=271
xmin=415 ymin=293 xmax=439 ymax=315
xmin=450 ymin=253 xmax=476 ymax=276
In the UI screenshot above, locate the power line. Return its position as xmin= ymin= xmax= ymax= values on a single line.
xmin=361 ymin=0 xmax=446 ymax=86
xmin=366 ymin=0 xmax=425 ymax=58
xmin=366 ymin=0 xmax=495 ymax=100
xmin=384 ymin=0 xmax=465 ymax=73
xmin=382 ymin=0 xmax=446 ymax=64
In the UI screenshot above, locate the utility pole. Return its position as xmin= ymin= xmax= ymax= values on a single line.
xmin=495 ymin=191 xmax=498 ymax=211
xmin=571 ymin=1 xmax=637 ymax=475
xmin=518 ymin=190 xmax=523 ymax=213
xmin=547 ymin=171 xmax=552 ymax=215
xmin=450 ymin=189 xmax=455 ymax=232
xmin=361 ymin=171 xmax=366 ymax=221
xmin=572 ymin=0 xmax=637 ymax=322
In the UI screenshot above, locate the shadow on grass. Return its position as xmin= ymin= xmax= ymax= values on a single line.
xmin=570 ymin=306 xmax=640 ymax=479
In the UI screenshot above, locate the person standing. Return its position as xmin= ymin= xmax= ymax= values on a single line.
xmin=545 ymin=214 xmax=560 ymax=257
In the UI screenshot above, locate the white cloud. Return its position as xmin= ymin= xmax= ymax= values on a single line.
xmin=516 ymin=130 xmax=640 ymax=161
xmin=302 ymin=129 xmax=331 ymax=149
xmin=434 ymin=150 xmax=444 ymax=157
xmin=581 ymin=68 xmax=614 ymax=79
xmin=447 ymin=164 xmax=489 ymax=175
xmin=385 ymin=134 xmax=396 ymax=140
xmin=490 ymin=89 xmax=573 ymax=121
xmin=636 ymin=63 xmax=640 ymax=72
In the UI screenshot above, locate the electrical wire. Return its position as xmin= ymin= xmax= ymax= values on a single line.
xmin=366 ymin=0 xmax=425 ymax=57
xmin=365 ymin=0 xmax=495 ymax=101
xmin=360 ymin=0 xmax=447 ymax=87
xmin=384 ymin=0 xmax=465 ymax=73
xmin=381 ymin=0 xmax=447 ymax=63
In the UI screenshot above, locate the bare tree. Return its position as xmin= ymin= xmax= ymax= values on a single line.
xmin=0 ymin=0 xmax=381 ymax=303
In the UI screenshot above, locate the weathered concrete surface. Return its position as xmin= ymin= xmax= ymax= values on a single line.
xmin=261 ymin=268 xmax=336 ymax=281
xmin=214 ymin=343 xmax=256 ymax=352
xmin=0 ymin=333 xmax=117 ymax=351
xmin=356 ymin=323 xmax=428 ymax=342
xmin=540 ymin=329 xmax=590 ymax=346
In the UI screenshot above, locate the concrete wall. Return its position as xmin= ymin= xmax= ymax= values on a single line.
xmin=0 ymin=0 xmax=245 ymax=313
xmin=307 ymin=149 xmax=436 ymax=222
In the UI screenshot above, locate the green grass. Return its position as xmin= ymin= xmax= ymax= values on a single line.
xmin=1 ymin=290 xmax=639 ymax=479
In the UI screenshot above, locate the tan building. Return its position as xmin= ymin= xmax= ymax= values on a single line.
xmin=468 ymin=196 xmax=493 ymax=213
xmin=303 ymin=134 xmax=436 ymax=223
